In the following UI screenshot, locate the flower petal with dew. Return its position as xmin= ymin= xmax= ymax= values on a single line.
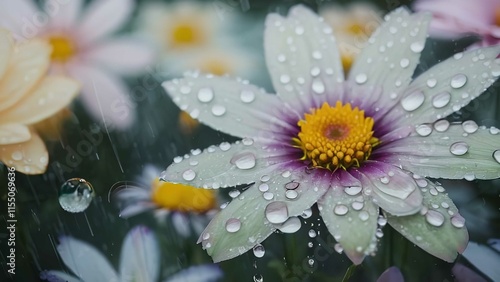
xmin=161 ymin=5 xmax=500 ymax=265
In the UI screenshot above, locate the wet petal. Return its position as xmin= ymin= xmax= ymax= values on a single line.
xmin=349 ymin=8 xmax=430 ymax=104
xmin=57 ymin=236 xmax=118 ymax=282
xmin=77 ymin=0 xmax=134 ymax=45
xmin=461 ymin=241 xmax=500 ymax=281
xmin=0 ymin=28 xmax=13 ymax=78
xmin=163 ymin=73 xmax=289 ymax=139
xmin=264 ymin=5 xmax=343 ymax=112
xmin=387 ymin=179 xmax=469 ymax=262
xmin=0 ymin=132 xmax=48 ymax=175
xmin=0 ymin=39 xmax=51 ymax=111
xmin=318 ymin=173 xmax=378 ymax=265
xmin=0 ymin=124 xmax=31 ymax=145
xmin=376 ymin=266 xmax=404 ymax=282
xmin=398 ymin=46 xmax=500 ymax=126
xmin=353 ymin=162 xmax=422 ymax=216
xmin=2 ymin=76 xmax=79 ymax=124
xmin=119 ymin=226 xmax=159 ymax=282
xmin=166 ymin=265 xmax=223 ymax=282
xmin=119 ymin=202 xmax=156 ymax=218
xmin=40 ymin=270 xmax=81 ymax=282
xmin=382 ymin=124 xmax=500 ymax=180
xmin=161 ymin=141 xmax=288 ymax=189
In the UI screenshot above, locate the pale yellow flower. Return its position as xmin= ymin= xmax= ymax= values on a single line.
xmin=0 ymin=29 xmax=79 ymax=175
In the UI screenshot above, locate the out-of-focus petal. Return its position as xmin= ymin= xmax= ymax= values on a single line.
xmin=0 ymin=0 xmax=39 ymax=39
xmin=40 ymin=270 xmax=82 ymax=282
xmin=461 ymin=241 xmax=500 ymax=281
xmin=376 ymin=266 xmax=404 ymax=282
xmin=84 ymin=38 xmax=155 ymax=76
xmin=166 ymin=265 xmax=223 ymax=282
xmin=0 ymin=132 xmax=48 ymax=175
xmin=452 ymin=263 xmax=487 ymax=282
xmin=0 ymin=28 xmax=13 ymax=78
xmin=77 ymin=0 xmax=134 ymax=45
xmin=68 ymin=64 xmax=135 ymax=129
xmin=46 ymin=0 xmax=83 ymax=30
xmin=119 ymin=226 xmax=160 ymax=282
xmin=2 ymin=76 xmax=79 ymax=124
xmin=0 ymin=124 xmax=31 ymax=145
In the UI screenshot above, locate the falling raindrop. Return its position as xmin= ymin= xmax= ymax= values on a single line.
xmin=265 ymin=201 xmax=289 ymax=224
xmin=225 ymin=218 xmax=242 ymax=233
xmin=59 ymin=178 xmax=95 ymax=213
xmin=253 ymin=244 xmax=266 ymax=258
xmin=449 ymin=141 xmax=469 ymax=156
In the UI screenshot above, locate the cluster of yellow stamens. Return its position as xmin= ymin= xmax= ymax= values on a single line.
xmin=48 ymin=36 xmax=75 ymax=62
xmin=170 ymin=23 xmax=205 ymax=48
xmin=151 ymin=178 xmax=216 ymax=213
xmin=294 ymin=101 xmax=379 ymax=170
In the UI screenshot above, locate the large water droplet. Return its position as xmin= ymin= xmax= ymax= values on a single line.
xmin=225 ymin=218 xmax=241 ymax=233
xmin=258 ymin=183 xmax=269 ymax=192
xmin=416 ymin=124 xmax=432 ymax=136
xmin=278 ymin=217 xmax=301 ymax=233
xmin=312 ymin=78 xmax=325 ymax=94
xmin=285 ymin=190 xmax=298 ymax=200
xmin=355 ymin=73 xmax=367 ymax=84
xmin=351 ymin=201 xmax=364 ymax=211
xmin=462 ymin=120 xmax=478 ymax=134
xmin=240 ymin=90 xmax=255 ymax=103
xmin=401 ymin=91 xmax=425 ymax=111
xmin=410 ymin=42 xmax=424 ymax=53
xmin=425 ymin=210 xmax=445 ymax=227
xmin=253 ymin=244 xmax=265 ymax=258
xmin=59 ymin=178 xmax=95 ymax=213
xmin=432 ymin=91 xmax=451 ymax=108
xmin=285 ymin=181 xmax=299 ymax=190
xmin=450 ymin=74 xmax=467 ymax=89
xmin=211 ymin=105 xmax=226 ymax=116
xmin=450 ymin=214 xmax=465 ymax=228
xmin=265 ymin=201 xmax=289 ymax=224
xmin=449 ymin=141 xmax=469 ymax=156
xmin=433 ymin=119 xmax=450 ymax=132
xmin=426 ymin=78 xmax=437 ymax=88
xmin=263 ymin=192 xmax=274 ymax=200
xmin=197 ymin=87 xmax=214 ymax=103
xmin=334 ymin=204 xmax=348 ymax=215
xmin=358 ymin=211 xmax=369 ymax=221
xmin=493 ymin=150 xmax=500 ymax=164
xmin=182 ymin=169 xmax=196 ymax=181
xmin=344 ymin=185 xmax=362 ymax=196
xmin=219 ymin=142 xmax=231 ymax=151
xmin=231 ymin=152 xmax=256 ymax=170
xmin=229 ymin=189 xmax=241 ymax=198
xmin=308 ymin=229 xmax=317 ymax=238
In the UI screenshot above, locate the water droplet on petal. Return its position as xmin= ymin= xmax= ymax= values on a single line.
xmin=240 ymin=90 xmax=255 ymax=103
xmin=285 ymin=189 xmax=298 ymax=199
xmin=182 ymin=169 xmax=196 ymax=181
xmin=490 ymin=127 xmax=500 ymax=135
xmin=11 ymin=151 xmax=22 ymax=161
xmin=426 ymin=78 xmax=437 ymax=88
xmin=229 ymin=189 xmax=240 ymax=198
xmin=425 ymin=210 xmax=445 ymax=227
xmin=231 ymin=152 xmax=256 ymax=170
xmin=197 ymin=87 xmax=214 ymax=103
xmin=308 ymin=229 xmax=317 ymax=238
xmin=449 ymin=141 xmax=469 ymax=156
xmin=344 ymin=186 xmax=362 ymax=196
xmin=278 ymin=216 xmax=301 ymax=233
xmin=380 ymin=176 xmax=390 ymax=184
xmin=462 ymin=120 xmax=478 ymax=134
xmin=259 ymin=183 xmax=269 ymax=192
xmin=280 ymin=74 xmax=291 ymax=84
xmin=433 ymin=119 xmax=450 ymax=132
xmin=312 ymin=78 xmax=325 ymax=94
xmin=358 ymin=211 xmax=369 ymax=221
xmin=493 ymin=150 xmax=500 ymax=164
xmin=301 ymin=208 xmax=312 ymax=219
xmin=400 ymin=58 xmax=410 ymax=68
xmin=265 ymin=201 xmax=289 ymax=224
xmin=401 ymin=90 xmax=425 ymax=111
xmin=59 ymin=178 xmax=95 ymax=213
xmin=355 ymin=73 xmax=367 ymax=84
xmin=334 ymin=243 xmax=343 ymax=253
xmin=211 ymin=105 xmax=226 ymax=116
xmin=334 ymin=204 xmax=348 ymax=215
xmin=219 ymin=142 xmax=231 ymax=151
xmin=351 ymin=201 xmax=364 ymax=211
xmin=260 ymin=175 xmax=270 ymax=182
xmin=410 ymin=42 xmax=424 ymax=53
xmin=432 ymin=91 xmax=451 ymax=108
xmin=450 ymin=74 xmax=467 ymax=89
xmin=416 ymin=124 xmax=432 ymax=136
xmin=253 ymin=244 xmax=266 ymax=258
xmin=377 ymin=215 xmax=387 ymax=227
xmin=202 ymin=232 xmax=210 ymax=240
xmin=225 ymin=218 xmax=241 ymax=233
xmin=281 ymin=171 xmax=291 ymax=178
xmin=263 ymin=192 xmax=274 ymax=200
xmin=451 ymin=214 xmax=465 ymax=228
xmin=285 ymin=181 xmax=299 ymax=190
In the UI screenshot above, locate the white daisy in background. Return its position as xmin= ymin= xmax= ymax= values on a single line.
xmin=161 ymin=5 xmax=500 ymax=265
xmin=0 ymin=0 xmax=155 ymax=129
xmin=320 ymin=2 xmax=383 ymax=72
xmin=115 ymin=165 xmax=218 ymax=237
xmin=0 ymin=29 xmax=79 ymax=175
xmin=135 ymin=0 xmax=257 ymax=134
xmin=455 ymin=239 xmax=500 ymax=281
xmin=40 ymin=226 xmax=223 ymax=282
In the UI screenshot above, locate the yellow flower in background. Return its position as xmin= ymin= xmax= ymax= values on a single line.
xmin=320 ymin=3 xmax=383 ymax=73
xmin=0 ymin=29 xmax=79 ymax=175
xmin=115 ymin=165 xmax=218 ymax=237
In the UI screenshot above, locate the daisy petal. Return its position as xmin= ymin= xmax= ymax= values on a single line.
xmin=84 ymin=38 xmax=155 ymax=76
xmin=166 ymin=265 xmax=222 ymax=282
xmin=2 ymin=76 xmax=79 ymax=124
xmin=0 ymin=132 xmax=48 ymax=175
xmin=383 ymin=124 xmax=500 ymax=180
xmin=163 ymin=74 xmax=288 ymax=139
xmin=119 ymin=202 xmax=156 ymax=218
xmin=387 ymin=179 xmax=469 ymax=263
xmin=264 ymin=5 xmax=344 ymax=111
xmin=452 ymin=263 xmax=487 ymax=282
xmin=318 ymin=179 xmax=378 ymax=265
xmin=0 ymin=0 xmax=38 ymax=38
xmin=40 ymin=270 xmax=81 ymax=282
xmin=462 ymin=241 xmax=500 ymax=281
xmin=57 ymin=236 xmax=118 ymax=282
xmin=161 ymin=141 xmax=288 ymax=189
xmin=198 ymin=185 xmax=276 ymax=263
xmin=46 ymin=0 xmax=83 ymax=29
xmin=0 ymin=124 xmax=31 ymax=145
xmin=119 ymin=226 xmax=159 ymax=282
xmin=399 ymin=46 xmax=500 ymax=126
xmin=77 ymin=0 xmax=134 ymax=45
xmin=0 ymin=28 xmax=13 ymax=78
xmin=354 ymin=162 xmax=423 ymax=216
xmin=68 ymin=64 xmax=135 ymax=129
xmin=349 ymin=8 xmax=430 ymax=102
xmin=0 ymin=39 xmax=51 ymax=111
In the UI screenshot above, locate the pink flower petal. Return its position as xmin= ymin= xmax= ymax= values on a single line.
xmin=77 ymin=0 xmax=134 ymax=45
xmin=84 ymin=38 xmax=155 ymax=76
xmin=68 ymin=63 xmax=135 ymax=129
xmin=46 ymin=0 xmax=84 ymax=31
xmin=0 ymin=0 xmax=40 ymax=39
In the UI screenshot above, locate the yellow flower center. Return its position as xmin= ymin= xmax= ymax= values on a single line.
xmin=345 ymin=23 xmax=365 ymax=35
xmin=200 ymin=59 xmax=231 ymax=76
xmin=49 ymin=36 xmax=75 ymax=62
xmin=151 ymin=178 xmax=216 ymax=213
xmin=170 ymin=23 xmax=205 ymax=48
xmin=294 ymin=101 xmax=379 ymax=170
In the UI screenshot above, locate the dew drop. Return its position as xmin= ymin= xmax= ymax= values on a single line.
xmin=295 ymin=25 xmax=305 ymax=35
xmin=278 ymin=216 xmax=301 ymax=233
xmin=434 ymin=119 xmax=450 ymax=132
xmin=59 ymin=178 xmax=95 ymax=213
xmin=334 ymin=243 xmax=343 ymax=254
xmin=231 ymin=152 xmax=256 ymax=170
xmin=258 ymin=183 xmax=269 ymax=192
xmin=425 ymin=210 xmax=445 ymax=227
xmin=312 ymin=78 xmax=325 ymax=94
xmin=416 ymin=124 xmax=432 ymax=136
xmin=280 ymin=74 xmax=291 ymax=84
xmin=355 ymin=73 xmax=367 ymax=84
xmin=182 ymin=169 xmax=196 ymax=181
xmin=351 ymin=201 xmax=364 ymax=211
xmin=400 ymin=58 xmax=410 ymax=68
xmin=219 ymin=142 xmax=231 ymax=151
xmin=197 ymin=87 xmax=214 ymax=103
xmin=225 ymin=218 xmax=241 ymax=233
xmin=380 ymin=176 xmax=390 ymax=184
xmin=285 ymin=190 xmax=298 ymax=200
xmin=462 ymin=120 xmax=478 ymax=134
xmin=377 ymin=216 xmax=387 ymax=227
xmin=450 ymin=74 xmax=467 ymax=89
xmin=358 ymin=211 xmax=369 ymax=221
xmin=253 ymin=244 xmax=265 ymax=258
xmin=490 ymin=127 xmax=500 ymax=135
xmin=410 ymin=41 xmax=424 ymax=53
xmin=11 ymin=151 xmax=22 ymax=161
xmin=308 ymin=229 xmax=317 ymax=238
xmin=450 ymin=215 xmax=465 ymax=228
xmin=493 ymin=150 xmax=500 ymax=164
xmin=240 ymin=90 xmax=255 ymax=103
xmin=265 ymin=201 xmax=289 ymax=224
xmin=180 ymin=85 xmax=191 ymax=94
xmin=281 ymin=171 xmax=291 ymax=178
xmin=401 ymin=90 xmax=425 ymax=111
xmin=260 ymin=175 xmax=270 ymax=182
xmin=449 ymin=141 xmax=469 ymax=156
xmin=426 ymin=78 xmax=437 ymax=88
xmin=312 ymin=51 xmax=322 ymax=59
xmin=211 ymin=105 xmax=226 ymax=116
xmin=334 ymin=204 xmax=348 ymax=215
xmin=344 ymin=186 xmax=362 ymax=196
xmin=285 ymin=181 xmax=299 ymax=190
xmin=229 ymin=189 xmax=241 ymax=198
xmin=431 ymin=91 xmax=451 ymax=108
xmin=308 ymin=259 xmax=315 ymax=267
xmin=301 ymin=208 xmax=312 ymax=219
xmin=202 ymin=232 xmax=210 ymax=240
xmin=263 ymin=192 xmax=274 ymax=200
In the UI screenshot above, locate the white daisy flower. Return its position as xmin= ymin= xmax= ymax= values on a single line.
xmin=161 ymin=5 xmax=500 ymax=265
xmin=40 ymin=226 xmax=222 ymax=282
xmin=116 ymin=165 xmax=218 ymax=237
xmin=320 ymin=3 xmax=383 ymax=72
xmin=0 ymin=0 xmax=155 ymax=129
